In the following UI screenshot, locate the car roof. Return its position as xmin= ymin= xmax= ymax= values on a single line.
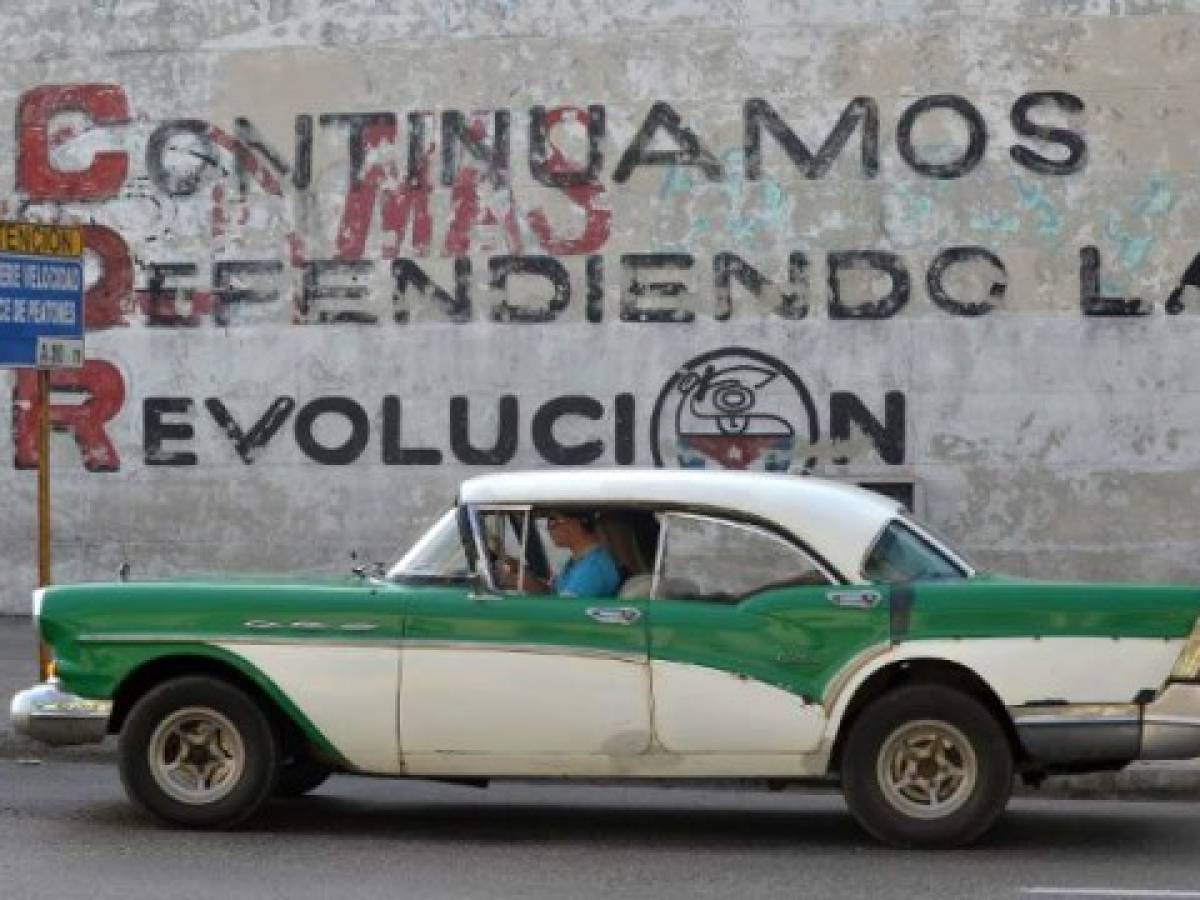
xmin=459 ymin=469 xmax=901 ymax=583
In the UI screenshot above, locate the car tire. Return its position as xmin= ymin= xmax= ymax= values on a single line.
xmin=273 ymin=757 xmax=332 ymax=798
xmin=118 ymin=676 xmax=279 ymax=828
xmin=840 ymin=684 xmax=1013 ymax=849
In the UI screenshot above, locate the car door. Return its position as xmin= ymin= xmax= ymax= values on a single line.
xmin=645 ymin=512 xmax=891 ymax=756
xmin=398 ymin=505 xmax=652 ymax=770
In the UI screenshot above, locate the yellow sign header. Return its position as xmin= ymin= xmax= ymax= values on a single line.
xmin=0 ymin=221 xmax=83 ymax=258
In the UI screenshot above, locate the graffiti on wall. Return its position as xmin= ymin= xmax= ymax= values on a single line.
xmin=52 ymin=346 xmax=900 ymax=473
xmin=650 ymin=347 xmax=901 ymax=471
xmin=3 ymin=82 xmax=1185 ymax=472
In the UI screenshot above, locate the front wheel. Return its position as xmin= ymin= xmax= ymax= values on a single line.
xmin=118 ymin=676 xmax=279 ymax=828
xmin=840 ymin=684 xmax=1013 ymax=848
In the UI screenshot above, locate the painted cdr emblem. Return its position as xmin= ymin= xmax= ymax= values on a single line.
xmin=650 ymin=347 xmax=819 ymax=471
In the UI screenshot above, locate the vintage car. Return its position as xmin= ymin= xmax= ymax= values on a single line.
xmin=11 ymin=469 xmax=1200 ymax=847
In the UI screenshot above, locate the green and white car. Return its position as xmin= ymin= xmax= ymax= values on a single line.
xmin=12 ymin=469 xmax=1200 ymax=847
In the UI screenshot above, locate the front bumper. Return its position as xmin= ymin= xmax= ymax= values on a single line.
xmin=10 ymin=681 xmax=111 ymax=746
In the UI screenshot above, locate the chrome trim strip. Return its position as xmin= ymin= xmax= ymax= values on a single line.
xmin=1010 ymin=704 xmax=1140 ymax=725
xmin=1015 ymin=716 xmax=1140 ymax=727
xmin=75 ymin=633 xmax=647 ymax=663
xmin=401 ymin=639 xmax=646 ymax=664
xmin=518 ymin=507 xmax=530 ymax=590
xmin=650 ymin=514 xmax=668 ymax=599
xmin=1143 ymin=714 xmax=1200 ymax=727
xmin=467 ymin=504 xmax=498 ymax=593
xmin=242 ymin=620 xmax=380 ymax=631
xmin=902 ymin=516 xmax=976 ymax=578
xmin=821 ymin=642 xmax=893 ymax=709
xmin=77 ymin=633 xmax=401 ymax=649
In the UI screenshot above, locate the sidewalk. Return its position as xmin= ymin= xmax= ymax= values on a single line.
xmin=3 ymin=614 xmax=1199 ymax=797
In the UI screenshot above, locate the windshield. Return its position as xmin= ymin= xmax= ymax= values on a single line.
xmin=388 ymin=509 xmax=471 ymax=582
xmin=863 ymin=519 xmax=968 ymax=583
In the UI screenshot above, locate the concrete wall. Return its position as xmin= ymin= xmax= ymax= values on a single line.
xmin=3 ymin=0 xmax=1200 ymax=613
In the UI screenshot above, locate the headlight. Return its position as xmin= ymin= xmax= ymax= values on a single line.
xmin=32 ymin=587 xmax=46 ymax=620
xmin=1170 ymin=618 xmax=1200 ymax=681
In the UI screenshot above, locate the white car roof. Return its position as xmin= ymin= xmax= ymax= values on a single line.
xmin=458 ymin=469 xmax=901 ymax=583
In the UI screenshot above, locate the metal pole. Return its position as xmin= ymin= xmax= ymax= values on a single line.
xmin=37 ymin=368 xmax=52 ymax=680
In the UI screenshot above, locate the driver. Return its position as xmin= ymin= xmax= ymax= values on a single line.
xmin=501 ymin=511 xmax=622 ymax=598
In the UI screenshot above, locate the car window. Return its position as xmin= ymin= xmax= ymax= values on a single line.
xmin=477 ymin=508 xmax=528 ymax=588
xmin=388 ymin=509 xmax=470 ymax=582
xmin=530 ymin=514 xmax=571 ymax=578
xmin=899 ymin=513 xmax=975 ymax=573
xmin=656 ymin=513 xmax=831 ymax=603
xmin=863 ymin=519 xmax=965 ymax=583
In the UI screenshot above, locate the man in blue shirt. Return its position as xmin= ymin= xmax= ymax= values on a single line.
xmin=501 ymin=511 xmax=622 ymax=597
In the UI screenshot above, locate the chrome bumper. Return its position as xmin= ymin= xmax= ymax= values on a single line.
xmin=1013 ymin=682 xmax=1200 ymax=766
xmin=1141 ymin=682 xmax=1200 ymax=760
xmin=10 ymin=681 xmax=111 ymax=746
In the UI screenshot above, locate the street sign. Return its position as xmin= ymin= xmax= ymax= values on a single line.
xmin=0 ymin=221 xmax=88 ymax=666
xmin=0 ymin=221 xmax=85 ymax=369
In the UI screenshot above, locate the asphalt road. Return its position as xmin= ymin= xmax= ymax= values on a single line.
xmin=2 ymin=761 xmax=1200 ymax=900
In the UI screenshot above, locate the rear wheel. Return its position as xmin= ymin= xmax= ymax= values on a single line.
xmin=118 ymin=676 xmax=278 ymax=828
xmin=841 ymin=684 xmax=1013 ymax=848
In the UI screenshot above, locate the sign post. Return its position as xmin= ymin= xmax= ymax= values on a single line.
xmin=0 ymin=221 xmax=85 ymax=680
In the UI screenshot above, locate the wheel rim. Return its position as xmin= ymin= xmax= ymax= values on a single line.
xmin=876 ymin=718 xmax=977 ymax=820
xmin=147 ymin=706 xmax=245 ymax=806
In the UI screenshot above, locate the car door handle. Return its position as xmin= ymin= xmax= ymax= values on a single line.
xmin=828 ymin=590 xmax=882 ymax=609
xmin=585 ymin=606 xmax=642 ymax=625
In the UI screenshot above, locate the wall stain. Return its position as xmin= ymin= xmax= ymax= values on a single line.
xmin=1011 ymin=175 xmax=1063 ymax=239
xmin=1101 ymin=174 xmax=1176 ymax=276
xmin=658 ymin=147 xmax=789 ymax=252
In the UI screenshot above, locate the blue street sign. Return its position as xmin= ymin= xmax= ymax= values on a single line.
xmin=0 ymin=234 xmax=85 ymax=368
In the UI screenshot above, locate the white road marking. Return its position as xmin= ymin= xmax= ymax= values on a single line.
xmin=1022 ymin=889 xmax=1200 ymax=898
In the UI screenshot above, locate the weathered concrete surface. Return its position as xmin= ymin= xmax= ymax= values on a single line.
xmin=3 ymin=2 xmax=1200 ymax=610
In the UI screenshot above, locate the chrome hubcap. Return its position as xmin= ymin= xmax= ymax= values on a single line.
xmin=876 ymin=719 xmax=977 ymax=820
xmin=148 ymin=707 xmax=245 ymax=805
